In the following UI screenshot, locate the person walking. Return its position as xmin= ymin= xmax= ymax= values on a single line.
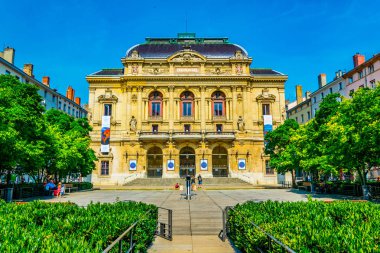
xmin=197 ymin=174 xmax=203 ymax=189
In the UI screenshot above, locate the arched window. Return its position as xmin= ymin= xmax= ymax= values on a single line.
xmin=212 ymin=91 xmax=226 ymax=117
xmin=149 ymin=91 xmax=163 ymax=117
xmin=180 ymin=91 xmax=194 ymax=117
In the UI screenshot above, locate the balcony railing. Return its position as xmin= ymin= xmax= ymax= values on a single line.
xmin=205 ymin=131 xmax=235 ymax=140
xmin=180 ymin=116 xmax=195 ymax=122
xmin=139 ymin=132 xmax=169 ymax=141
xmin=148 ymin=116 xmax=163 ymax=122
xmin=172 ymin=131 xmax=202 ymax=140
xmin=212 ymin=115 xmax=227 ymax=121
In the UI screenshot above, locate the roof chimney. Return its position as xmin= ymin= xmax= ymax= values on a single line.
xmin=296 ymin=85 xmax=303 ymax=104
xmin=318 ymin=73 xmax=327 ymax=88
xmin=23 ymin=64 xmax=34 ymax=78
xmin=42 ymin=76 xmax=50 ymax=87
xmin=75 ymin=97 xmax=81 ymax=105
xmin=66 ymin=86 xmax=75 ymax=100
xmin=0 ymin=47 xmax=15 ymax=64
xmin=353 ymin=53 xmax=365 ymax=68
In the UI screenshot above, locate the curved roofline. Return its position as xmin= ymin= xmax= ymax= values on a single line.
xmin=233 ymin=43 xmax=248 ymax=56
xmin=125 ymin=44 xmax=140 ymax=56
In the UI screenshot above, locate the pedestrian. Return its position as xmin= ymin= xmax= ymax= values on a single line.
xmin=197 ymin=174 xmax=203 ymax=188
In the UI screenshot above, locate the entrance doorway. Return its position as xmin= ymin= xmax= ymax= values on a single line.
xmin=212 ymin=146 xmax=228 ymax=177
xmin=179 ymin=147 xmax=196 ymax=177
xmin=147 ymin=147 xmax=163 ymax=178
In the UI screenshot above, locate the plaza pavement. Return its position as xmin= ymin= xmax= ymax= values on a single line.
xmin=44 ymin=189 xmax=360 ymax=253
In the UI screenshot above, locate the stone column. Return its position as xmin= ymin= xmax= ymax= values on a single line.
xmin=200 ymin=86 xmax=206 ymax=130
xmin=168 ymin=86 xmax=174 ymax=130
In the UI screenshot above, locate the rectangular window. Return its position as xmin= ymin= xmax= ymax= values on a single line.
xmin=58 ymin=101 xmax=62 ymax=110
xmin=329 ymin=87 xmax=333 ymax=94
xmin=5 ymin=70 xmax=10 ymax=75
xmin=184 ymin=124 xmax=191 ymax=132
xmin=295 ymin=117 xmax=298 ymax=122
xmin=214 ymin=102 xmax=223 ymax=116
xmin=349 ymin=77 xmax=353 ymax=83
xmin=104 ymin=104 xmax=112 ymax=116
xmin=262 ymin=104 xmax=270 ymax=115
xmin=339 ymin=82 xmax=343 ymax=90
xmin=313 ymin=97 xmax=316 ymax=103
xmin=101 ymin=161 xmax=109 ymax=175
xmin=265 ymin=160 xmax=274 ymax=175
xmin=152 ymin=125 xmax=158 ymax=133
xmin=76 ymin=111 xmax=78 ymax=118
xmin=63 ymin=104 xmax=66 ymax=112
xmin=307 ymin=111 xmax=311 ymax=120
xmin=68 ymin=106 xmax=71 ymax=115
xmin=321 ymin=92 xmax=324 ymax=99
xmin=151 ymin=102 xmax=161 ymax=116
xmin=216 ymin=124 xmax=223 ymax=132
xmin=301 ymin=114 xmax=304 ymax=123
xmin=182 ymin=102 xmax=192 ymax=116
xmin=44 ymin=90 xmax=47 ymax=98
xmin=52 ymin=95 xmax=56 ymax=102
xmin=369 ymin=65 xmax=374 ymax=73
xmin=358 ymin=71 xmax=363 ymax=79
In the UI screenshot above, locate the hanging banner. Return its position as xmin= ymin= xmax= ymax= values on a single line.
xmin=129 ymin=160 xmax=137 ymax=171
xmin=238 ymin=159 xmax=246 ymax=170
xmin=200 ymin=159 xmax=208 ymax=171
xmin=263 ymin=115 xmax=273 ymax=136
xmin=167 ymin=159 xmax=175 ymax=171
xmin=101 ymin=116 xmax=111 ymax=152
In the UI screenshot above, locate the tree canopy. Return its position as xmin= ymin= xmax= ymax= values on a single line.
xmin=265 ymin=84 xmax=380 ymax=198
xmin=0 ymin=74 xmax=96 ymax=183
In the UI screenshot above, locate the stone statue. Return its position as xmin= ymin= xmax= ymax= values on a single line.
xmin=130 ymin=116 xmax=137 ymax=132
xmin=237 ymin=116 xmax=245 ymax=131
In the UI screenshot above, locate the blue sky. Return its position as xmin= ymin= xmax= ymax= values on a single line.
xmin=2 ymin=0 xmax=379 ymax=103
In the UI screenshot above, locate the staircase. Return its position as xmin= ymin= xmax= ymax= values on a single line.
xmin=123 ymin=177 xmax=258 ymax=189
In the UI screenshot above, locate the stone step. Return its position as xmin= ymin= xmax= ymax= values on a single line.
xmin=124 ymin=177 xmax=253 ymax=187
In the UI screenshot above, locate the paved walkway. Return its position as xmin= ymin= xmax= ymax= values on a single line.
xmin=43 ymin=189 xmax=360 ymax=253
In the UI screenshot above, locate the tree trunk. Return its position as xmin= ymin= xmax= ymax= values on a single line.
xmin=291 ymin=170 xmax=296 ymax=188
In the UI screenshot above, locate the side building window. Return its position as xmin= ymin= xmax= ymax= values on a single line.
xmin=262 ymin=104 xmax=270 ymax=115
xmin=180 ymin=91 xmax=194 ymax=117
xmin=212 ymin=91 xmax=226 ymax=117
xmin=265 ymin=160 xmax=274 ymax=175
xmin=149 ymin=91 xmax=163 ymax=117
xmin=104 ymin=104 xmax=112 ymax=116
xmin=101 ymin=161 xmax=109 ymax=175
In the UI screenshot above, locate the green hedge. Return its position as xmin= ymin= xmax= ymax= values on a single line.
xmin=0 ymin=200 xmax=157 ymax=252
xmin=228 ymin=200 xmax=380 ymax=252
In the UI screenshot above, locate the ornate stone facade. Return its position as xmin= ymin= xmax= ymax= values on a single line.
xmin=86 ymin=34 xmax=287 ymax=185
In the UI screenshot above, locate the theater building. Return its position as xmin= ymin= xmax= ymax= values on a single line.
xmin=86 ymin=33 xmax=287 ymax=185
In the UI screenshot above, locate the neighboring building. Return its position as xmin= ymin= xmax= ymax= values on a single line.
xmin=310 ymin=72 xmax=345 ymax=117
xmin=343 ymin=53 xmax=380 ymax=97
xmin=286 ymin=85 xmax=312 ymax=125
xmin=87 ymin=33 xmax=288 ymax=185
xmin=0 ymin=47 xmax=87 ymax=118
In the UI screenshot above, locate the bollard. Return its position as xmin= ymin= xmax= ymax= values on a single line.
xmin=185 ymin=175 xmax=191 ymax=200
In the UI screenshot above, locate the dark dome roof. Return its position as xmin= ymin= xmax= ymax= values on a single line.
xmin=127 ymin=43 xmax=248 ymax=59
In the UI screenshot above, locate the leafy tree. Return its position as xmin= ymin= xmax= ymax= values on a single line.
xmin=264 ymin=119 xmax=300 ymax=186
xmin=0 ymin=75 xmax=46 ymax=184
xmin=299 ymin=93 xmax=342 ymax=180
xmin=326 ymin=85 xmax=380 ymax=199
xmin=44 ymin=109 xmax=96 ymax=180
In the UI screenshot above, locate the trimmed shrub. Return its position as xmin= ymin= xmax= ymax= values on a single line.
xmin=228 ymin=200 xmax=380 ymax=252
xmin=0 ymin=200 xmax=157 ymax=252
